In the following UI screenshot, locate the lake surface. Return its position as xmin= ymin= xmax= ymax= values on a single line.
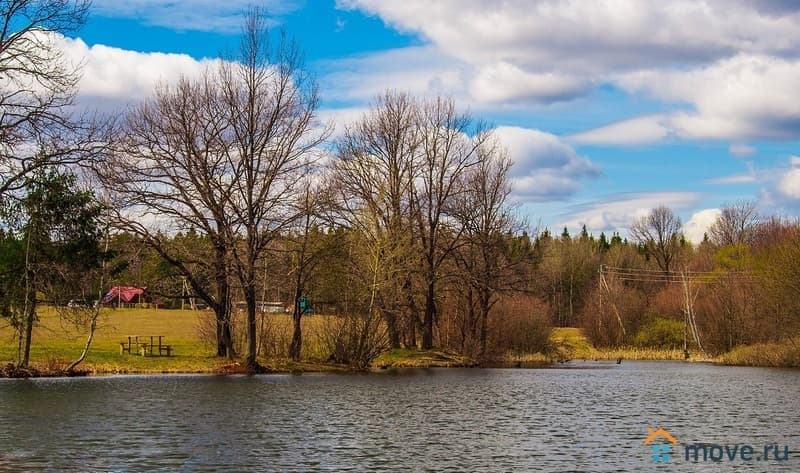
xmin=0 ymin=361 xmax=797 ymax=472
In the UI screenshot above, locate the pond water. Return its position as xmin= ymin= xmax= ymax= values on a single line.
xmin=0 ymin=361 xmax=798 ymax=472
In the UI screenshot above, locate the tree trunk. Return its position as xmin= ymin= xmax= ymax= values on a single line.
xmin=214 ymin=247 xmax=235 ymax=358
xmin=478 ymin=291 xmax=490 ymax=360
xmin=402 ymin=276 xmax=418 ymax=348
xmin=243 ymin=274 xmax=260 ymax=372
xmin=289 ymin=285 xmax=303 ymax=361
xmin=214 ymin=305 xmax=235 ymax=359
xmin=20 ymin=280 xmax=36 ymax=369
xmin=464 ymin=287 xmax=475 ymax=355
xmin=385 ymin=310 xmax=401 ymax=349
xmin=422 ymin=278 xmax=435 ymax=349
xmin=67 ymin=307 xmax=99 ymax=373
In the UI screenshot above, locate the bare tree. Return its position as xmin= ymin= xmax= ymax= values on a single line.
xmin=331 ymin=91 xmax=420 ymax=348
xmin=0 ymin=0 xmax=101 ymax=198
xmin=218 ymin=10 xmax=326 ymax=371
xmin=414 ymin=96 xmax=487 ymax=349
xmin=452 ymin=143 xmax=518 ymax=358
xmin=630 ymin=205 xmax=683 ymax=275
xmin=286 ymin=178 xmax=333 ymax=360
xmin=102 ymin=75 xmax=238 ymax=359
xmin=708 ymin=200 xmax=758 ymax=247
xmin=104 ymin=9 xmax=325 ymax=370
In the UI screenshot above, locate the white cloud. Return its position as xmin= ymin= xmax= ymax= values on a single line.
xmin=729 ymin=143 xmax=756 ymax=158
xmin=777 ymin=156 xmax=800 ymax=199
xmin=568 ymin=115 xmax=675 ymax=145
xmin=708 ymin=173 xmax=758 ymax=185
xmin=616 ymin=54 xmax=800 ymax=141
xmin=470 ymin=63 xmax=589 ymax=105
xmin=316 ymin=106 xmax=369 ymax=138
xmin=703 ymin=156 xmax=800 ymax=217
xmin=556 ymin=191 xmax=702 ymax=236
xmin=91 ymin=0 xmax=302 ymax=32
xmin=493 ymin=126 xmax=599 ymax=202
xmin=317 ymin=46 xmax=468 ymax=105
xmin=339 ymin=1 xmax=800 ymax=71
xmin=684 ymin=208 xmax=721 ymax=243
xmin=574 ymin=54 xmax=800 ymax=144
xmin=55 ymin=36 xmax=213 ymax=111
xmin=336 ymin=1 xmax=800 ymax=143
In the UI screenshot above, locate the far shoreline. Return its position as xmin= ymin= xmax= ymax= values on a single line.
xmin=3 ymin=353 xmax=796 ymax=380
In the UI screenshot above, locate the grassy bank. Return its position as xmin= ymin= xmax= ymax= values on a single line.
xmin=2 ymin=309 xmax=796 ymax=375
xmin=546 ymin=327 xmax=701 ymax=362
xmin=547 ymin=328 xmax=800 ymax=367
xmin=720 ymin=339 xmax=800 ymax=368
xmin=0 ymin=307 xmax=346 ymax=375
xmin=373 ymin=348 xmax=474 ymax=368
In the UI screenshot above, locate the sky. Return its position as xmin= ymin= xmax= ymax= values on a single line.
xmin=61 ymin=0 xmax=800 ymax=242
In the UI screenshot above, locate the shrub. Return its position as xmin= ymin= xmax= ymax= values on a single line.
xmin=489 ymin=296 xmax=551 ymax=357
xmin=633 ymin=318 xmax=684 ymax=349
xmin=321 ymin=310 xmax=388 ymax=369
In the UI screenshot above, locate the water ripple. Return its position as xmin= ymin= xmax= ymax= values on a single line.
xmin=0 ymin=362 xmax=797 ymax=471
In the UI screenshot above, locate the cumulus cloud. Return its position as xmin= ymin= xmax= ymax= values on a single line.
xmin=684 ymin=208 xmax=722 ymax=243
xmin=616 ymin=54 xmax=800 ymax=141
xmin=469 ymin=63 xmax=589 ymax=105
xmin=336 ymin=1 xmax=800 ymax=143
xmin=315 ymin=106 xmax=369 ymax=138
xmin=555 ymin=191 xmax=702 ymax=236
xmin=339 ymin=0 xmax=800 ymax=69
xmin=777 ymin=156 xmax=800 ymax=199
xmin=91 ymin=0 xmax=302 ymax=32
xmin=572 ymin=54 xmax=800 ymax=144
xmin=56 ymin=35 xmax=212 ymax=111
xmin=493 ymin=127 xmax=599 ymax=202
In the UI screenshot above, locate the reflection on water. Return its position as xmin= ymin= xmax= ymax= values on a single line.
xmin=0 ymin=362 xmax=798 ymax=472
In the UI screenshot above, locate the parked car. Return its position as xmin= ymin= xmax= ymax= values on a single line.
xmin=67 ymin=299 xmax=89 ymax=308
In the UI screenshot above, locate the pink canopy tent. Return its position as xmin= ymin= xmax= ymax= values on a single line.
xmin=102 ymin=286 xmax=146 ymax=305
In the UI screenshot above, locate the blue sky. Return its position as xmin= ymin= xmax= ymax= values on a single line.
xmin=63 ymin=0 xmax=800 ymax=241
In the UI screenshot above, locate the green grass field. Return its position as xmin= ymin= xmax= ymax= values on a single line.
xmin=0 ymin=307 xmax=339 ymax=374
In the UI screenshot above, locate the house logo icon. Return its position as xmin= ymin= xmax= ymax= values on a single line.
xmin=644 ymin=427 xmax=679 ymax=462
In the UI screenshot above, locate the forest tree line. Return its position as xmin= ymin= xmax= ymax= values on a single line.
xmin=0 ymin=3 xmax=798 ymax=372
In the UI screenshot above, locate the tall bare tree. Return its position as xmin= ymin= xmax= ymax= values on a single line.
xmin=630 ymin=205 xmax=683 ymax=275
xmin=332 ymin=91 xmax=420 ymax=348
xmin=414 ymin=97 xmax=487 ymax=349
xmin=708 ymin=200 xmax=758 ymax=247
xmin=219 ymin=10 xmax=326 ymax=371
xmin=452 ymin=144 xmax=518 ymax=358
xmin=103 ymin=75 xmax=237 ymax=358
xmin=105 ymin=9 xmax=325 ymax=369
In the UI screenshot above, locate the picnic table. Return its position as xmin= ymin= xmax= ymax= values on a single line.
xmin=120 ymin=335 xmax=173 ymax=357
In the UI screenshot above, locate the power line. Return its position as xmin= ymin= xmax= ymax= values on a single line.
xmin=600 ymin=264 xmax=749 ymax=284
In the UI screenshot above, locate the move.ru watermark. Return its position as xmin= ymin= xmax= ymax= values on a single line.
xmin=644 ymin=427 xmax=791 ymax=464
xmin=684 ymin=443 xmax=789 ymax=463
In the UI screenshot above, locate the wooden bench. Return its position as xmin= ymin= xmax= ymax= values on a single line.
xmin=120 ymin=335 xmax=173 ymax=357
xmin=120 ymin=336 xmax=138 ymax=355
